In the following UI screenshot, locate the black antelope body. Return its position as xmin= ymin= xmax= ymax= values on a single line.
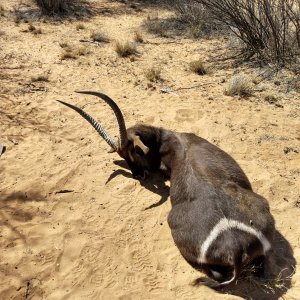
xmin=58 ymin=91 xmax=275 ymax=287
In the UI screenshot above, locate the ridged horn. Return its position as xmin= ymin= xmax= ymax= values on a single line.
xmin=75 ymin=91 xmax=128 ymax=148
xmin=57 ymin=100 xmax=118 ymax=151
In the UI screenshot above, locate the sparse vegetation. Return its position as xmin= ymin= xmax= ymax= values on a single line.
xmin=90 ymin=32 xmax=110 ymax=43
xmin=115 ymin=41 xmax=138 ymax=57
xmin=189 ymin=59 xmax=207 ymax=75
xmin=224 ymin=74 xmax=252 ymax=97
xmin=145 ymin=67 xmax=162 ymax=82
xmin=31 ymin=75 xmax=49 ymax=82
xmin=134 ymin=31 xmax=144 ymax=43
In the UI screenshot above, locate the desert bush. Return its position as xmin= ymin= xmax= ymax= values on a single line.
xmin=189 ymin=59 xmax=207 ymax=75
xmin=194 ymin=0 xmax=300 ymax=64
xmin=90 ymin=32 xmax=110 ymax=43
xmin=145 ymin=67 xmax=162 ymax=82
xmin=143 ymin=13 xmax=200 ymax=38
xmin=34 ymin=0 xmax=69 ymax=14
xmin=164 ymin=0 xmax=220 ymax=37
xmin=115 ymin=41 xmax=138 ymax=57
xmin=34 ymin=0 xmax=90 ymax=16
xmin=143 ymin=15 xmax=171 ymax=37
xmin=224 ymin=74 xmax=252 ymax=96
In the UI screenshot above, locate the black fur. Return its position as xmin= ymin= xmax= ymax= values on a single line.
xmin=121 ymin=124 xmax=275 ymax=287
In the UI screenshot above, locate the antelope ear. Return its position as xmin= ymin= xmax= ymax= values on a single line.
xmin=108 ymin=147 xmax=116 ymax=153
xmin=133 ymin=135 xmax=149 ymax=155
xmin=0 ymin=144 xmax=6 ymax=157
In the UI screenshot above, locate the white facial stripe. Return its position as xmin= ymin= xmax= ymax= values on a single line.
xmin=198 ymin=218 xmax=271 ymax=263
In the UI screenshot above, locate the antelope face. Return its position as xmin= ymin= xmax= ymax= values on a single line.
xmin=117 ymin=135 xmax=152 ymax=180
xmin=57 ymin=91 xmax=154 ymax=180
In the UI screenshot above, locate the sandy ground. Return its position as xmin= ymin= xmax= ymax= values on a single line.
xmin=0 ymin=1 xmax=300 ymax=299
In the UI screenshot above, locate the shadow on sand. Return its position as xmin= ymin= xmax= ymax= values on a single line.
xmin=106 ymin=160 xmax=170 ymax=210
xmin=0 ymin=191 xmax=47 ymax=245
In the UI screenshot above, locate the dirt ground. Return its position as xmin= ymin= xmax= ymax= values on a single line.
xmin=0 ymin=1 xmax=300 ymax=299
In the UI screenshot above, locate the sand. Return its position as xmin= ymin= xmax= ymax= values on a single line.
xmin=0 ymin=1 xmax=300 ymax=299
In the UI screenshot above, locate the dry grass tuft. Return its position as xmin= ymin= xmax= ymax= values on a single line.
xmin=264 ymin=94 xmax=278 ymax=104
xmin=145 ymin=67 xmax=162 ymax=82
xmin=59 ymin=42 xmax=70 ymax=48
xmin=61 ymin=44 xmax=89 ymax=60
xmin=90 ymin=32 xmax=110 ymax=43
xmin=189 ymin=59 xmax=207 ymax=75
xmin=134 ymin=31 xmax=144 ymax=43
xmin=224 ymin=74 xmax=252 ymax=97
xmin=242 ymin=267 xmax=294 ymax=295
xmin=61 ymin=52 xmax=77 ymax=60
xmin=0 ymin=5 xmax=5 ymax=17
xmin=76 ymin=23 xmax=85 ymax=30
xmin=28 ymin=23 xmax=42 ymax=35
xmin=31 ymin=75 xmax=49 ymax=82
xmin=115 ymin=41 xmax=138 ymax=58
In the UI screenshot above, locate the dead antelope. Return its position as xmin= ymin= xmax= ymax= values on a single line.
xmin=57 ymin=91 xmax=275 ymax=287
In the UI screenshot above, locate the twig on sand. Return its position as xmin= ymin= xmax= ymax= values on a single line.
xmin=174 ymin=82 xmax=213 ymax=91
xmin=79 ymin=39 xmax=101 ymax=46
xmin=145 ymin=40 xmax=183 ymax=45
xmin=160 ymin=82 xmax=213 ymax=96
xmin=55 ymin=189 xmax=74 ymax=194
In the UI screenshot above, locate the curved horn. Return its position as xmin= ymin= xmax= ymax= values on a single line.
xmin=133 ymin=135 xmax=149 ymax=154
xmin=75 ymin=91 xmax=128 ymax=148
xmin=57 ymin=100 xmax=118 ymax=151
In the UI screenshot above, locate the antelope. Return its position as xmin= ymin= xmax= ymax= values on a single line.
xmin=57 ymin=91 xmax=275 ymax=287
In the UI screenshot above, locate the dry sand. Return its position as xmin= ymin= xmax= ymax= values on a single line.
xmin=0 ymin=1 xmax=300 ymax=299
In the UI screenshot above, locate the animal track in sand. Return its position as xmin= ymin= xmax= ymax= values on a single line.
xmin=142 ymin=273 xmax=163 ymax=292
xmin=34 ymin=249 xmax=57 ymax=266
xmin=173 ymin=285 xmax=197 ymax=299
xmin=124 ymin=271 xmax=139 ymax=287
xmin=80 ymin=245 xmax=103 ymax=265
xmin=130 ymin=248 xmax=153 ymax=272
xmin=89 ymin=269 xmax=104 ymax=285
xmin=104 ymin=273 xmax=117 ymax=288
